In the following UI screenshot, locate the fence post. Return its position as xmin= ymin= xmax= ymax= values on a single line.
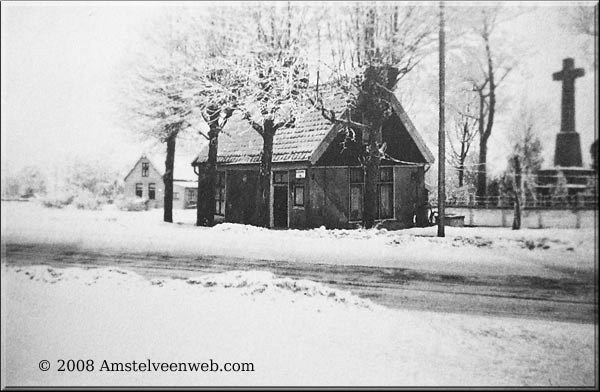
xmin=537 ymin=209 xmax=543 ymax=229
xmin=501 ymin=207 xmax=507 ymax=227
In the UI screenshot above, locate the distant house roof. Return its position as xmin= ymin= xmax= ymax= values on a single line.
xmin=124 ymin=153 xmax=198 ymax=182
xmin=193 ymin=92 xmax=434 ymax=166
xmin=173 ymin=180 xmax=196 ymax=188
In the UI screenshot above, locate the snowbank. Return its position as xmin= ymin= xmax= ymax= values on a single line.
xmin=1 ymin=265 xmax=594 ymax=387
xmin=1 ymin=201 xmax=595 ymax=278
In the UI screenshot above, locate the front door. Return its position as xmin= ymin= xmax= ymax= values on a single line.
xmin=273 ymin=186 xmax=288 ymax=228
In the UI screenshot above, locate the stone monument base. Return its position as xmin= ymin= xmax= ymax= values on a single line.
xmin=536 ymin=166 xmax=595 ymax=197
xmin=554 ymin=132 xmax=583 ymax=167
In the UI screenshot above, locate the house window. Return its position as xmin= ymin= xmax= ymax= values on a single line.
xmin=378 ymin=184 xmax=393 ymax=219
xmin=350 ymin=185 xmax=363 ymax=221
xmin=350 ymin=167 xmax=364 ymax=183
xmin=215 ymin=171 xmax=225 ymax=216
xmin=135 ymin=183 xmax=143 ymax=198
xmin=141 ymin=162 xmax=149 ymax=177
xmin=148 ymin=183 xmax=156 ymax=200
xmin=380 ymin=167 xmax=393 ymax=182
xmin=349 ymin=168 xmax=364 ymax=222
xmin=293 ymin=185 xmax=304 ymax=207
xmin=273 ymin=171 xmax=289 ymax=184
xmin=187 ymin=188 xmax=197 ymax=201
xmin=173 ymin=192 xmax=180 ymax=200
xmin=349 ymin=167 xmax=394 ymax=221
xmin=378 ymin=167 xmax=393 ymax=219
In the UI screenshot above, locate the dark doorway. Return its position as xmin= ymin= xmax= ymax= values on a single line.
xmin=273 ymin=186 xmax=288 ymax=228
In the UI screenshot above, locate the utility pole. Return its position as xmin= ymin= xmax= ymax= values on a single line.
xmin=438 ymin=1 xmax=446 ymax=237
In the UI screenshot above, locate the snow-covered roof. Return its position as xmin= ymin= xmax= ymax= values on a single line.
xmin=192 ymin=92 xmax=434 ymax=166
xmin=147 ymin=154 xmax=197 ymax=182
xmin=173 ymin=180 xmax=196 ymax=189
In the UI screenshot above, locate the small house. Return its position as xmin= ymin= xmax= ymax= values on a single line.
xmin=192 ymin=93 xmax=435 ymax=229
xmin=124 ymin=154 xmax=197 ymax=209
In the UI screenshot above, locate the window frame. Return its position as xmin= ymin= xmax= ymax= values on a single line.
xmin=141 ymin=162 xmax=149 ymax=177
xmin=293 ymin=185 xmax=305 ymax=207
xmin=273 ymin=171 xmax=289 ymax=184
xmin=135 ymin=183 xmax=143 ymax=198
xmin=215 ymin=171 xmax=226 ymax=216
xmin=349 ymin=183 xmax=364 ymax=222
xmin=148 ymin=183 xmax=156 ymax=200
xmin=187 ymin=188 xmax=196 ymax=201
xmin=348 ymin=166 xmax=394 ymax=222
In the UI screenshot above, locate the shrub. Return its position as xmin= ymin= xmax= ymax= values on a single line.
xmin=37 ymin=193 xmax=75 ymax=209
xmin=72 ymin=190 xmax=106 ymax=210
xmin=115 ymin=196 xmax=149 ymax=211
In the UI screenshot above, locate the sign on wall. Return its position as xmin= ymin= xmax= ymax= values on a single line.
xmin=295 ymin=169 xmax=306 ymax=179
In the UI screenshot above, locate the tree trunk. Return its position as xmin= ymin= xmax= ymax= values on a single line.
xmin=476 ymin=31 xmax=497 ymax=203
xmin=195 ymin=165 xmax=208 ymax=227
xmin=260 ymin=121 xmax=275 ymax=228
xmin=476 ymin=137 xmax=487 ymax=202
xmin=512 ymin=191 xmax=521 ymax=230
xmin=363 ymin=135 xmax=379 ymax=229
xmin=512 ymin=157 xmax=522 ymax=230
xmin=163 ymin=134 xmax=176 ymax=223
xmin=202 ymin=127 xmax=219 ymax=227
xmin=458 ymin=123 xmax=466 ymax=187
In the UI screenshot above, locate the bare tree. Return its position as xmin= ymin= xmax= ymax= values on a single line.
xmin=506 ymin=103 xmax=544 ymax=229
xmin=122 ymin=9 xmax=202 ymax=223
xmin=189 ymin=8 xmax=250 ymax=227
xmin=238 ymin=3 xmax=311 ymax=228
xmin=448 ymin=98 xmax=478 ymax=188
xmin=192 ymin=73 xmax=242 ymax=227
xmin=311 ymin=4 xmax=437 ymax=228
xmin=465 ymin=8 xmax=514 ymax=201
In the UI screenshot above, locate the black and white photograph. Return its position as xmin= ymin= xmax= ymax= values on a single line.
xmin=0 ymin=0 xmax=598 ymax=388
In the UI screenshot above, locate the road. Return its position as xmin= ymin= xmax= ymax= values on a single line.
xmin=2 ymin=241 xmax=597 ymax=324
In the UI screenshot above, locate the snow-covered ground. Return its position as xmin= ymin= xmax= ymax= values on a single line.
xmin=1 ymin=264 xmax=595 ymax=387
xmin=1 ymin=201 xmax=596 ymax=278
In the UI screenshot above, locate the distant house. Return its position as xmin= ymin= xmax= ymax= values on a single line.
xmin=192 ymin=93 xmax=435 ymax=229
xmin=123 ymin=154 xmax=197 ymax=209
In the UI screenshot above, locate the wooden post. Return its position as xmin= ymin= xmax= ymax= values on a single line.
xmin=437 ymin=1 xmax=446 ymax=237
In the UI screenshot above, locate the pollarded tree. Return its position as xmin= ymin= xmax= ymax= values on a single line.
xmin=240 ymin=54 xmax=310 ymax=228
xmin=311 ymin=4 xmax=437 ymax=228
xmin=237 ymin=3 xmax=312 ymax=228
xmin=187 ymin=8 xmax=252 ymax=227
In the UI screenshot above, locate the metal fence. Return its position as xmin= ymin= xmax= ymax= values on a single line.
xmin=440 ymin=194 xmax=598 ymax=210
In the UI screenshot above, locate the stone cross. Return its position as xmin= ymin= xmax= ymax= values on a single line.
xmin=553 ymin=57 xmax=584 ymax=134
xmin=552 ymin=58 xmax=585 ymax=167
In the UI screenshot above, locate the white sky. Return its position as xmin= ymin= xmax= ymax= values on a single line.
xmin=1 ymin=2 xmax=597 ymax=178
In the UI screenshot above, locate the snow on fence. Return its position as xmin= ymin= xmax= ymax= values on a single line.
xmin=434 ymin=194 xmax=597 ymax=228
xmin=445 ymin=207 xmax=596 ymax=228
xmin=444 ymin=194 xmax=598 ymax=210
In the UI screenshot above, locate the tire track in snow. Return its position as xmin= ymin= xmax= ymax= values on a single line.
xmin=2 ymin=242 xmax=596 ymax=324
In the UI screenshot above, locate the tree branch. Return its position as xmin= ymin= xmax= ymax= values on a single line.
xmin=242 ymin=111 xmax=265 ymax=136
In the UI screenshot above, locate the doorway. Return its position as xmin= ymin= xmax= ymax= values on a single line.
xmin=273 ymin=185 xmax=288 ymax=228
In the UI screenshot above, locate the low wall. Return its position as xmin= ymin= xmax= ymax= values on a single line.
xmin=446 ymin=207 xmax=597 ymax=229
